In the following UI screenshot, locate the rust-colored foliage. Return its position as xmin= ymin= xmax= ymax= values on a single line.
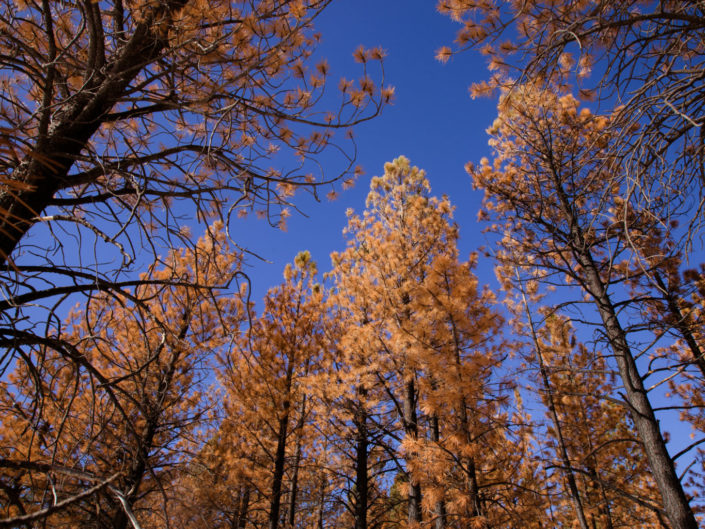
xmin=329 ymin=157 xmax=543 ymax=529
xmin=437 ymin=0 xmax=705 ymax=247
xmin=0 ymin=3 xmax=389 ymax=523
xmin=472 ymin=84 xmax=699 ymax=529
xmin=196 ymin=251 xmax=328 ymax=529
xmin=0 ymin=224 xmax=244 ymax=527
xmin=0 ymin=0 xmax=390 ymax=262
xmin=0 ymin=2 xmax=389 ymax=471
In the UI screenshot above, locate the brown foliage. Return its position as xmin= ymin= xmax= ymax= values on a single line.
xmin=0 ymin=0 xmax=388 ymax=452
xmin=0 ymin=224 xmax=244 ymax=527
xmin=472 ymin=84 xmax=699 ymax=529
xmin=438 ymin=0 xmax=705 ymax=251
xmin=330 ymin=157 xmax=543 ymax=529
xmin=0 ymin=3 xmax=388 ymax=521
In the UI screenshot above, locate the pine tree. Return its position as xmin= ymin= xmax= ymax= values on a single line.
xmin=331 ymin=157 xmax=542 ymax=528
xmin=0 ymin=223 xmax=244 ymax=527
xmin=214 ymin=251 xmax=326 ymax=529
xmin=472 ymin=83 xmax=698 ymax=529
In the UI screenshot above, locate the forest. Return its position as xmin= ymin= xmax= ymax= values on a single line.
xmin=0 ymin=1 xmax=704 ymax=528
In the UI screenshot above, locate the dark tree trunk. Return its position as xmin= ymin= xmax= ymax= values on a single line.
xmin=354 ymin=391 xmax=369 ymax=529
xmin=581 ymin=258 xmax=698 ymax=529
xmin=232 ymin=487 xmax=250 ymax=529
xmin=269 ymin=413 xmax=290 ymax=529
xmin=402 ymin=377 xmax=422 ymax=526
xmin=550 ymin=173 xmax=699 ymax=529
xmin=285 ymin=397 xmax=306 ymax=529
xmin=452 ymin=344 xmax=484 ymax=521
xmin=518 ymin=286 xmax=590 ymax=529
xmin=268 ymin=360 xmax=295 ymax=529
xmin=430 ymin=414 xmax=447 ymax=529
xmin=316 ymin=475 xmax=326 ymax=529
xmin=0 ymin=2 xmax=188 ymax=265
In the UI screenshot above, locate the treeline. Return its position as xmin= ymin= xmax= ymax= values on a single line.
xmin=1 ymin=1 xmax=705 ymax=528
xmin=2 ymin=156 xmax=702 ymax=528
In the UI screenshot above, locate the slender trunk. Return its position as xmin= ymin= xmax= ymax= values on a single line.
xmin=568 ymin=351 xmax=616 ymax=529
xmin=402 ymin=377 xmax=422 ymax=526
xmin=517 ymin=277 xmax=590 ymax=529
xmin=463 ymin=441 xmax=483 ymax=519
xmin=269 ymin=361 xmax=295 ymax=529
xmin=286 ymin=440 xmax=301 ymax=528
xmin=316 ymin=475 xmax=326 ymax=529
xmin=232 ymin=487 xmax=250 ymax=529
xmin=286 ymin=398 xmax=306 ymax=529
xmin=450 ymin=325 xmax=484 ymax=522
xmin=457 ymin=397 xmax=482 ymax=519
xmin=588 ymin=464 xmax=615 ymax=529
xmin=269 ymin=413 xmax=290 ymax=529
xmin=550 ymin=174 xmax=699 ymax=529
xmin=354 ymin=397 xmax=369 ymax=529
xmin=430 ymin=414 xmax=447 ymax=529
xmin=238 ymin=488 xmax=250 ymax=529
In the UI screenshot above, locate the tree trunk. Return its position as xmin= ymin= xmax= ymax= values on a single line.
xmin=402 ymin=377 xmax=422 ymax=526
xmin=517 ymin=281 xmax=590 ymax=529
xmin=285 ymin=397 xmax=306 ymax=529
xmin=430 ymin=414 xmax=447 ymax=529
xmin=550 ymin=174 xmax=699 ymax=529
xmin=582 ymin=258 xmax=697 ymax=529
xmin=269 ymin=413 xmax=290 ymax=529
xmin=268 ymin=360 xmax=295 ymax=529
xmin=354 ymin=398 xmax=369 ymax=529
xmin=232 ymin=487 xmax=250 ymax=529
xmin=316 ymin=475 xmax=326 ymax=529
xmin=450 ymin=327 xmax=484 ymax=522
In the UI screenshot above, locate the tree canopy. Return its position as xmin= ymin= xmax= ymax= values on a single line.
xmin=1 ymin=2 xmax=705 ymax=528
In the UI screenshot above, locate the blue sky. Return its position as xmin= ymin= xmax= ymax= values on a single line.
xmin=234 ymin=0 xmax=499 ymax=299
xmin=222 ymin=0 xmax=701 ymax=475
xmin=9 ymin=0 xmax=700 ymax=492
xmin=14 ymin=0 xmax=494 ymax=324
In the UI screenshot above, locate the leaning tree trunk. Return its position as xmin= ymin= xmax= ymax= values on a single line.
xmin=457 ymin=414 xmax=484 ymax=522
xmin=581 ymin=258 xmax=698 ymax=529
xmin=517 ymin=281 xmax=590 ymax=529
xmin=551 ymin=175 xmax=699 ymax=529
xmin=0 ymin=1 xmax=189 ymax=265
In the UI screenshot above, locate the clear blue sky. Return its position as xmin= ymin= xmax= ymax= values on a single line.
xmin=13 ymin=0 xmax=698 ymax=488
xmin=226 ymin=0 xmax=700 ymax=473
xmin=234 ymin=0 xmax=498 ymax=300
